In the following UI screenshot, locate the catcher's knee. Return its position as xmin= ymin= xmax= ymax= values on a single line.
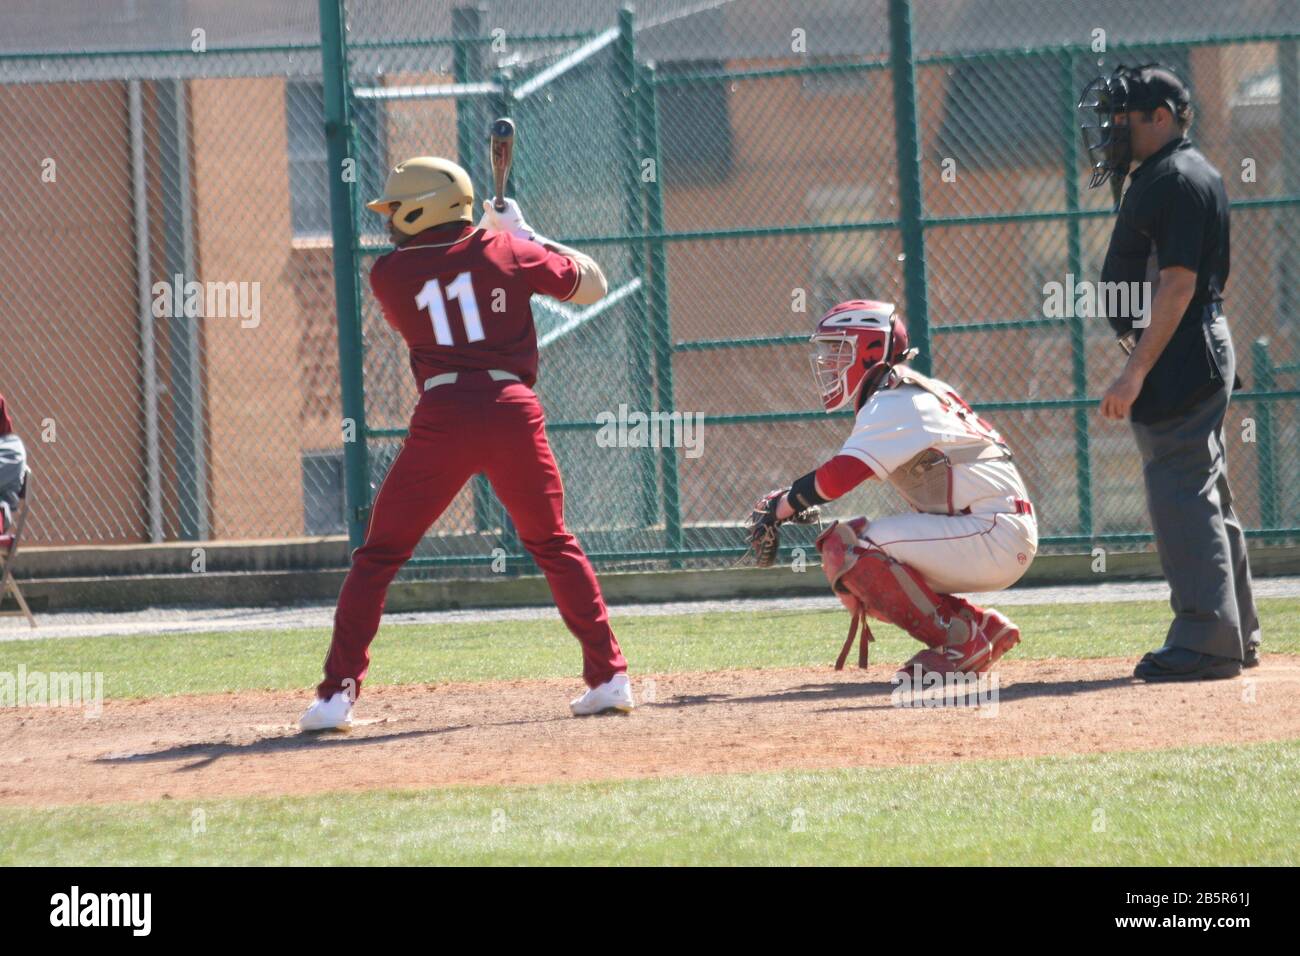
xmin=814 ymin=523 xmax=960 ymax=648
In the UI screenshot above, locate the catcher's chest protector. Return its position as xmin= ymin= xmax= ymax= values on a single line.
xmin=889 ymin=442 xmax=1011 ymax=514
xmin=883 ymin=372 xmax=1012 ymax=514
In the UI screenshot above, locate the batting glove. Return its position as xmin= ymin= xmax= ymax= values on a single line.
xmin=478 ymin=198 xmax=537 ymax=242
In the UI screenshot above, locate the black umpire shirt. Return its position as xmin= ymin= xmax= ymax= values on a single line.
xmin=1100 ymin=136 xmax=1234 ymax=423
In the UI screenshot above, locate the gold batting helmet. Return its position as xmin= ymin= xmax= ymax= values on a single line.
xmin=366 ymin=156 xmax=474 ymax=235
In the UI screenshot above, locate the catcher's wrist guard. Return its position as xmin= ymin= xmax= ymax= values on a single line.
xmin=788 ymin=470 xmax=830 ymax=512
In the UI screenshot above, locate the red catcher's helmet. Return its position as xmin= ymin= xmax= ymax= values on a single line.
xmin=809 ymin=300 xmax=916 ymax=412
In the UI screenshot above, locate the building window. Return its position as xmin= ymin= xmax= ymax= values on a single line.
xmin=937 ymin=49 xmax=1191 ymax=172
xmin=302 ymin=450 xmax=346 ymax=536
xmin=286 ymin=80 xmax=388 ymax=239
xmin=656 ymin=60 xmax=734 ymax=185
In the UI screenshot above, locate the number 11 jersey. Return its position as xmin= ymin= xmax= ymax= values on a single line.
xmin=369 ymin=222 xmax=582 ymax=389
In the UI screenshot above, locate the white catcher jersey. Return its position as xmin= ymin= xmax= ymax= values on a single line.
xmin=837 ymin=373 xmax=1030 ymax=516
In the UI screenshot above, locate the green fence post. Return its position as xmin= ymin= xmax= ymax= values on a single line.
xmin=491 ymin=68 xmax=526 ymax=570
xmin=888 ymin=0 xmax=930 ymax=373
xmin=453 ymin=6 xmax=486 ymax=188
xmin=639 ymin=63 xmax=682 ymax=562
xmin=618 ymin=7 xmax=658 ymax=528
xmin=452 ymin=6 xmax=499 ymax=541
xmin=1062 ymin=53 xmax=1093 ymax=538
xmin=157 ymin=78 xmax=206 ymax=540
xmin=320 ymin=0 xmax=370 ymax=549
xmin=1279 ymin=41 xmax=1299 ymax=337
xmin=1253 ymin=339 xmax=1278 ymax=530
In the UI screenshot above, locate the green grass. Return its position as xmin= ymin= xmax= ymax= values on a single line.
xmin=3 ymin=599 xmax=1295 ymax=865
xmin=2 ymin=741 xmax=1295 ymax=865
xmin=0 ymin=598 xmax=1295 ymax=700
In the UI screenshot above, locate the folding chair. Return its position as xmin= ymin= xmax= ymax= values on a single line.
xmin=0 ymin=469 xmax=35 ymax=627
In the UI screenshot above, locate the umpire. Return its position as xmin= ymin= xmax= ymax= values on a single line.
xmin=1079 ymin=64 xmax=1260 ymax=681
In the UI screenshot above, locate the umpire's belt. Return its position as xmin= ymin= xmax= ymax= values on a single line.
xmin=423 ymin=369 xmax=520 ymax=391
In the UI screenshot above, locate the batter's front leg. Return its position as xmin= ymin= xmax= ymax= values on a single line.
xmin=318 ymin=417 xmax=476 ymax=701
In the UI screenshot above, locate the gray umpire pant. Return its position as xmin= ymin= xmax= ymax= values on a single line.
xmin=1130 ymin=316 xmax=1261 ymax=662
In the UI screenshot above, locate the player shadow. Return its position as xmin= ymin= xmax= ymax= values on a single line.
xmin=93 ymin=712 xmax=572 ymax=772
xmin=649 ymin=682 xmax=895 ymax=710
xmin=651 ymin=673 xmax=1137 ymax=713
xmin=94 ymin=726 xmax=473 ymax=771
xmin=816 ymin=673 xmax=1138 ymax=713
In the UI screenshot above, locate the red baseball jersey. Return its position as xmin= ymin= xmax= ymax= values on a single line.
xmin=369 ymin=223 xmax=581 ymax=389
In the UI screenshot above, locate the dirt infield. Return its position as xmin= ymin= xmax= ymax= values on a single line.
xmin=2 ymin=656 xmax=1298 ymax=807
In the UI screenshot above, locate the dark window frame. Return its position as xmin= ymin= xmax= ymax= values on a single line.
xmin=286 ymin=80 xmax=388 ymax=239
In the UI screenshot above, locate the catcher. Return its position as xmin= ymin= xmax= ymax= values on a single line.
xmin=747 ymin=300 xmax=1037 ymax=677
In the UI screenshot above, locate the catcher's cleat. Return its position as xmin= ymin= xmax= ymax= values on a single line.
xmin=937 ymin=596 xmax=1020 ymax=667
xmin=978 ymin=607 xmax=1021 ymax=665
xmin=299 ymin=691 xmax=353 ymax=732
xmin=895 ymin=626 xmax=994 ymax=679
xmin=570 ymin=673 xmax=635 ymax=716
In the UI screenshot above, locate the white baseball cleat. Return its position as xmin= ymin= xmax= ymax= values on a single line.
xmin=298 ymin=691 xmax=354 ymax=731
xmin=570 ymin=673 xmax=635 ymax=716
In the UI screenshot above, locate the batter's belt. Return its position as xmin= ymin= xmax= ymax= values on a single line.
xmin=423 ymin=369 xmax=521 ymax=391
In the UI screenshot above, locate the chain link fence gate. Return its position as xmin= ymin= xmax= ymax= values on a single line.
xmin=330 ymin=4 xmax=664 ymax=574
xmin=323 ymin=0 xmax=1300 ymax=574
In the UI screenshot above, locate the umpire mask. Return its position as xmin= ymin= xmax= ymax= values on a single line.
xmin=1079 ymin=64 xmax=1190 ymax=208
xmin=1079 ymin=69 xmax=1134 ymax=207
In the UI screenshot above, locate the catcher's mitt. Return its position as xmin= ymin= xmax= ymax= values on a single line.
xmin=745 ymin=488 xmax=820 ymax=568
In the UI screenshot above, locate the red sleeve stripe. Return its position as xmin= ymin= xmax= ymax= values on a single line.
xmin=815 ymin=454 xmax=875 ymax=499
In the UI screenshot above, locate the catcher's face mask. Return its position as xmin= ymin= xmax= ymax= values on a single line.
xmin=809 ymin=300 xmax=916 ymax=413
xmin=810 ymin=335 xmax=859 ymax=413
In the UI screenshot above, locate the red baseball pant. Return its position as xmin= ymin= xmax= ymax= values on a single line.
xmin=317 ymin=374 xmax=627 ymax=700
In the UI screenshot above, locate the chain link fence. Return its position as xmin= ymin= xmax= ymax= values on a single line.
xmin=332 ymin=0 xmax=1300 ymax=572
xmin=0 ymin=33 xmax=349 ymax=547
xmin=4 ymin=0 xmax=1298 ymax=571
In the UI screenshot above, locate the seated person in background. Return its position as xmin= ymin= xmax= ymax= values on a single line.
xmin=0 ymin=395 xmax=27 ymax=534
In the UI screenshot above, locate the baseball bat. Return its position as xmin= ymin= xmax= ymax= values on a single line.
xmin=489 ymin=117 xmax=515 ymax=212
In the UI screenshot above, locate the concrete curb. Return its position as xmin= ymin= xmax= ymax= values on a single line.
xmin=7 ymin=545 xmax=1300 ymax=614
xmin=17 ymin=536 xmax=351 ymax=579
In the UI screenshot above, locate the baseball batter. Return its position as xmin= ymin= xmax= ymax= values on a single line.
xmin=300 ymin=156 xmax=632 ymax=731
xmin=748 ymin=300 xmax=1037 ymax=676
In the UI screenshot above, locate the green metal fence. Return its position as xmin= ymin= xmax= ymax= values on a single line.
xmin=0 ymin=37 xmax=341 ymax=547
xmin=5 ymin=1 xmax=1296 ymax=567
xmin=322 ymin=0 xmax=1300 ymax=572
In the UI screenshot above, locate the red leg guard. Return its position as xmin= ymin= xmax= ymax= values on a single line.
xmin=939 ymin=593 xmax=981 ymax=627
xmin=816 ymin=522 xmax=966 ymax=649
xmin=937 ymin=594 xmax=1022 ymax=666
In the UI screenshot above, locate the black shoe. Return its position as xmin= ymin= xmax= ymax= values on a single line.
xmin=1134 ymin=646 xmax=1241 ymax=682
xmin=1244 ymin=643 xmax=1261 ymax=669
